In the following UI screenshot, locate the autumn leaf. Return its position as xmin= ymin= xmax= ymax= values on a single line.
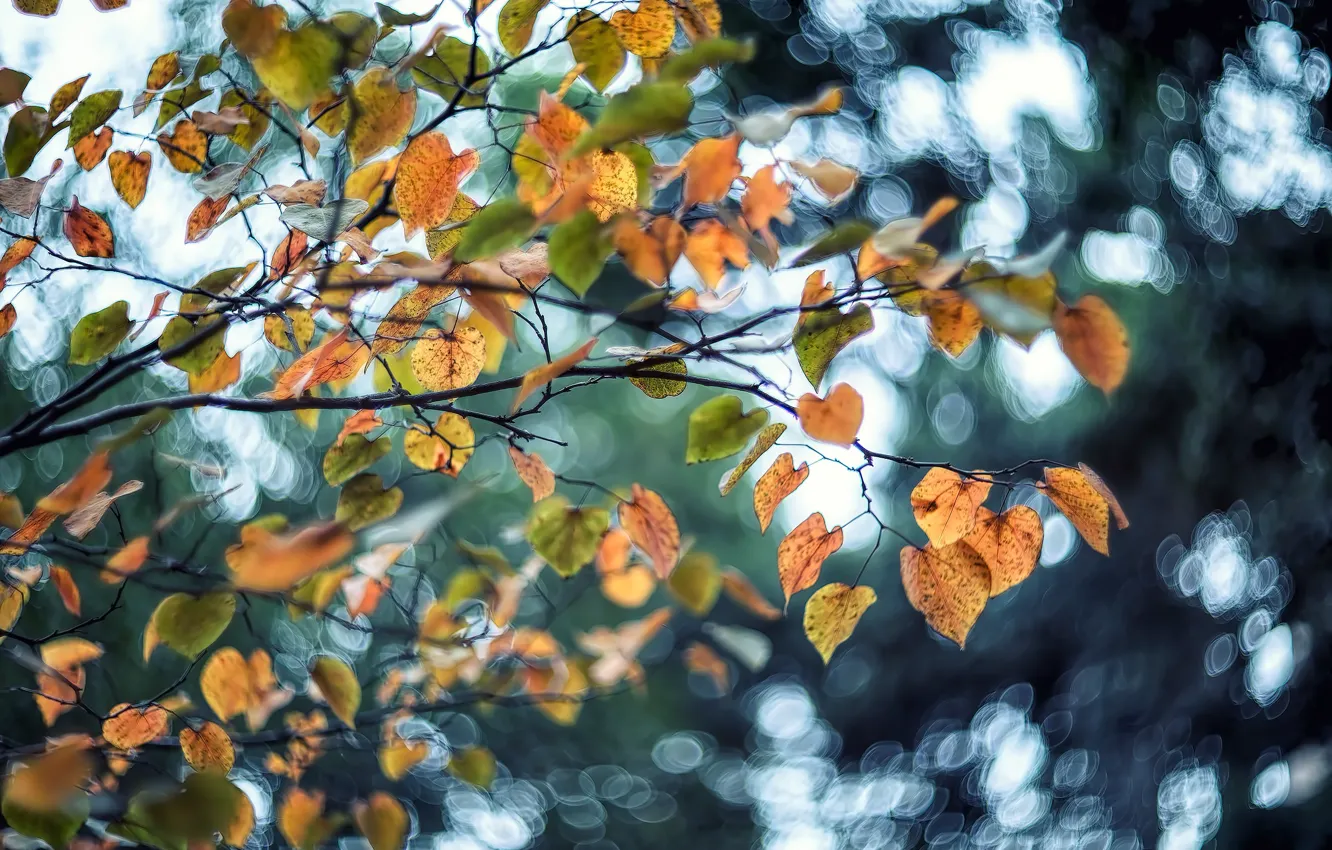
xmin=803 ymin=582 xmax=875 ymax=663
xmin=180 ymin=722 xmax=235 ymax=773
xmin=49 ymin=566 xmax=80 ymax=616
xmin=148 ymin=591 xmax=236 ymax=659
xmin=395 ymin=131 xmax=479 ymax=237
xmin=900 ymin=540 xmax=990 ymax=647
xmin=402 ymin=413 xmax=475 ymax=477
xmin=686 ymin=395 xmax=769 ymax=464
xmin=683 ymin=218 xmax=749 ymax=288
xmin=499 ymin=0 xmax=549 ymax=54
xmin=38 ymin=451 xmax=111 ymax=514
xmin=1053 ymin=294 xmax=1130 ymax=394
xmin=157 ymin=119 xmax=207 ymax=172
xmin=335 ymin=474 xmax=403 ymax=532
xmin=598 ymin=530 xmax=657 ymax=608
xmin=354 ymin=792 xmax=407 ymax=850
xmin=617 ymin=484 xmax=681 ymax=579
xmin=107 ymin=151 xmax=151 ymax=208
xmin=309 ymin=655 xmax=361 ymax=726
xmin=348 ymin=67 xmax=416 ymax=165
xmin=102 ymin=535 xmax=150 ymax=583
xmin=226 ymin=520 xmax=355 ymax=591
xmin=323 ymin=434 xmax=390 ymax=487
xmin=103 ymin=703 xmax=170 ymax=750
xmin=67 ymin=89 xmax=121 ymax=146
xmin=777 ymin=512 xmax=844 ymax=606
xmin=379 ymin=737 xmax=428 ymax=780
xmin=1041 ymin=465 xmax=1115 ymax=555
xmin=447 ymin=746 xmax=498 ymax=789
xmin=68 ymin=300 xmax=130 ymax=365
xmin=270 ymin=330 xmax=370 ymax=400
xmin=909 ymin=468 xmax=992 ymax=547
xmin=63 ymin=196 xmax=114 ymax=258
xmin=683 ymin=641 xmax=730 ymax=693
xmin=720 ymin=567 xmax=781 ymax=620
xmin=512 ymin=337 xmax=597 ymax=411
xmin=719 ymin=422 xmax=786 ymax=496
xmin=753 ymin=452 xmax=809 ymax=534
xmin=794 ymin=302 xmax=873 ymax=389
xmin=567 ymin=11 xmax=626 ymax=91
xmin=791 ymin=158 xmax=858 ymax=203
xmin=963 ymin=506 xmax=1044 ymax=596
xmin=509 ymin=446 xmax=556 ymax=502
xmin=412 ymin=326 xmax=487 ymax=391
xmin=796 ymin=383 xmax=863 ymax=445
xmin=609 ymin=0 xmax=675 ymax=57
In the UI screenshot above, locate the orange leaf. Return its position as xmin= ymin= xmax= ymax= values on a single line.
xmin=683 ymin=641 xmax=730 ymax=693
xmin=0 ymin=508 xmax=57 ymax=555
xmin=1053 ymin=294 xmax=1130 ymax=394
xmin=157 ymin=119 xmax=207 ymax=173
xmin=72 ymin=127 xmax=112 ymax=170
xmin=776 ymin=512 xmax=843 ymax=606
xmin=226 ymin=521 xmax=355 ymax=591
xmin=188 ymin=349 xmax=242 ymax=393
xmin=963 ymin=506 xmax=1044 ymax=596
xmin=597 ymin=544 xmax=657 ymax=608
xmin=509 ymin=446 xmax=555 ymax=502
xmin=270 ymin=329 xmax=370 ymax=400
xmin=720 ymin=567 xmax=781 ymax=620
xmin=1077 ymin=462 xmax=1128 ymax=530
xmin=1 ymin=237 xmax=37 ymax=282
xmin=49 ymin=565 xmax=81 ymax=616
xmin=740 ymin=164 xmax=793 ymax=248
xmin=796 ymin=383 xmax=863 ymax=445
xmin=791 ymin=158 xmax=857 ymax=204
xmin=63 ymin=196 xmax=114 ymax=258
xmin=180 ymin=721 xmax=235 ymax=773
xmin=38 ymin=451 xmax=112 ymax=515
xmin=678 ymin=135 xmax=742 ymax=209
xmin=617 ymin=483 xmax=681 ymax=579
xmin=102 ymin=535 xmax=149 ymax=583
xmin=1041 ymin=466 xmax=1113 ymax=556
xmin=753 ymin=452 xmax=809 ymax=534
xmin=371 ymin=282 xmax=456 ymax=356
xmin=512 ymin=337 xmax=597 ymax=411
xmin=35 ymin=665 xmax=84 ymax=727
xmin=186 ymin=195 xmax=229 ymax=243
xmin=683 ymin=218 xmax=749 ymax=288
xmin=900 ymin=540 xmax=990 ymax=647
xmin=909 ymin=468 xmax=992 ymax=547
xmin=269 ymin=229 xmax=309 ymax=281
xmin=102 ymin=703 xmax=170 ymax=749
xmin=394 ymin=131 xmax=479 ymax=237
xmin=337 ymin=410 xmax=383 ymax=446
xmin=107 ymin=150 xmax=151 ymax=209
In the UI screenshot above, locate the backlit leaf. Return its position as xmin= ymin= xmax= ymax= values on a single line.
xmin=107 ymin=150 xmax=151 ymax=208
xmin=446 ymin=746 xmax=497 ymax=789
xmin=796 ymin=383 xmax=863 ymax=445
xmin=628 ymin=357 xmax=686 ymax=398
xmin=227 ymin=521 xmax=355 ymax=591
xmin=498 ymin=0 xmax=548 ymax=55
xmin=683 ymin=218 xmax=749 ymax=288
xmin=609 ymin=0 xmax=675 ymax=58
xmin=900 ymin=540 xmax=989 ymax=647
xmin=777 ymin=512 xmax=843 ymax=605
xmin=354 ymin=792 xmax=406 ymax=850
xmin=803 ymin=582 xmax=875 ymax=663
xmin=909 ymin=468 xmax=992 ymax=548
xmin=103 ymin=703 xmax=170 ymax=750
xmin=50 ymin=566 xmax=81 ymax=615
xmin=323 ymin=434 xmax=390 ymax=486
xmin=719 ymin=422 xmax=785 ymax=496
xmin=309 ymin=655 xmax=360 ymax=725
xmin=509 ymin=446 xmax=556 ymax=502
xmin=251 ymin=21 xmax=341 ymax=112
xmin=549 ymin=209 xmax=614 ymax=296
xmin=567 ymin=11 xmax=625 ymax=92
xmin=571 ymin=81 xmax=693 ymax=156
xmin=412 ymin=36 xmax=492 ymax=106
xmin=618 ymin=484 xmax=680 ymax=579
xmin=157 ymin=118 xmax=207 ymax=172
xmin=526 ymin=495 xmax=609 ymax=577
xmin=1041 ymin=466 xmax=1112 ymax=556
xmin=395 ymin=132 xmax=478 ymax=237
xmin=63 ymin=196 xmax=114 ymax=258
xmin=347 ymin=67 xmax=416 ymax=165
xmin=66 ymin=89 xmax=121 ymax=146
xmin=658 ymin=37 xmax=755 ymax=83
xmin=685 ymin=395 xmax=769 ymax=464
xmin=411 ymin=326 xmax=486 ymax=391
xmin=453 ymin=198 xmax=537 ymax=262
xmin=1053 ymin=294 xmax=1130 ymax=394
xmin=68 ymin=300 xmax=130 ymax=365
xmin=753 ymin=452 xmax=809 ymax=534
xmin=719 ymin=567 xmax=781 ymax=620
xmin=794 ymin=302 xmax=872 ymax=389
xmin=335 ymin=473 xmax=403 ymax=531
xmin=963 ymin=506 xmax=1044 ymax=596
xmin=149 ymin=591 xmax=236 ymax=659
xmin=667 ymin=551 xmax=721 ymax=616
xmin=512 ymin=337 xmax=597 ymax=411
xmin=403 ymin=413 xmax=474 ymax=477
xmin=181 ymin=722 xmax=234 ymax=773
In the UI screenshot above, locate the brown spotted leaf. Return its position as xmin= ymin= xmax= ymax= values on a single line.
xmin=963 ymin=506 xmax=1044 ymax=596
xmin=1041 ymin=466 xmax=1112 ymax=555
xmin=909 ymin=468 xmax=992 ymax=547
xmin=410 ymin=326 xmax=486 ymax=391
xmin=753 ymin=452 xmax=809 ymax=534
xmin=802 ymin=582 xmax=875 ymax=664
xmin=63 ymin=196 xmax=114 ymax=258
xmin=899 ymin=540 xmax=990 ymax=647
xmin=617 ymin=483 xmax=680 ymax=579
xmin=776 ymin=512 xmax=843 ymax=606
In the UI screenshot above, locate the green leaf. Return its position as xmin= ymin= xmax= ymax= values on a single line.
xmin=279 ymin=199 xmax=371 ymax=239
xmin=2 ymin=790 xmax=89 ymax=850
xmin=412 ymin=36 xmax=492 ymax=106
xmin=790 ymin=220 xmax=875 ymax=267
xmin=309 ymin=655 xmax=361 ymax=725
xmin=567 ymin=10 xmax=624 ymax=92
xmin=793 ymin=303 xmax=873 ymax=389
xmin=377 ymin=1 xmax=442 ymax=25
xmin=3 ymin=106 xmax=55 ymax=177
xmin=549 ymin=210 xmax=613 ymax=297
xmin=48 ymin=75 xmax=89 ymax=122
xmin=685 ymin=395 xmax=769 ymax=464
xmin=68 ymin=300 xmax=131 ymax=365
xmin=66 ymin=89 xmax=122 ymax=147
xmin=963 ymin=262 xmax=1057 ymax=346
xmin=0 ymin=68 xmax=31 ymax=107
xmin=154 ymin=80 xmax=211 ymax=131
xmin=158 ymin=315 xmax=226 ymax=376
xmin=667 ymin=551 xmax=722 ymax=615
xmin=323 ymin=434 xmax=390 ymax=487
xmin=252 ymin=22 xmax=342 ymax=111
xmin=498 ymin=0 xmax=549 ymax=56
xmin=526 ymin=495 xmax=609 ymax=577
xmin=141 ymin=772 xmax=246 ymax=846
xmin=149 ymin=592 xmax=236 ymax=660
xmin=329 ymin=12 xmax=377 ymax=69
xmin=443 ymin=567 xmax=493 ymax=611
xmin=181 ymin=266 xmax=250 ymax=315
xmin=571 ymin=82 xmax=693 ymax=157
xmin=335 ymin=473 xmax=403 ymax=531
xmin=628 ymin=357 xmax=686 ymax=398
xmin=658 ymin=37 xmax=757 ymax=84
xmin=453 ymin=198 xmax=536 ymax=262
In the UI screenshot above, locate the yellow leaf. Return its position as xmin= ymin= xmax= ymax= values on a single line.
xmin=899 ymin=540 xmax=990 ymax=647
xmin=1053 ymin=294 xmax=1130 ymax=394
xmin=609 ymin=0 xmax=676 ymax=58
xmin=509 ymin=446 xmax=555 ymax=502
xmin=251 ymin=21 xmax=341 ymax=112
xmin=378 ymin=738 xmax=428 ymax=780
xmin=354 ymin=792 xmax=407 ymax=850
xmin=410 ymin=326 xmax=486 ymax=390
xmin=617 ymin=483 xmax=680 ymax=579
xmin=188 ymin=349 xmax=242 ymax=393
xmin=666 ymin=551 xmax=721 ymax=616
xmin=498 ymin=0 xmax=550 ymax=55
xmin=347 ymin=67 xmax=416 ymax=165
xmin=226 ymin=521 xmax=354 ymax=591
xmin=512 ymin=337 xmax=597 ymax=411
xmin=102 ymin=535 xmax=149 ymax=583
xmin=263 ymin=306 xmax=315 ymax=352
xmin=107 ymin=150 xmax=151 ymax=208
xmin=371 ymin=282 xmax=456 ymax=356
xmin=180 ymin=722 xmax=235 ymax=773
xmin=802 ymin=582 xmax=875 ymax=663
xmin=963 ymin=506 xmax=1044 ymax=596
xmin=776 ymin=512 xmax=843 ymax=606
xmin=309 ymin=655 xmax=361 ymax=726
xmin=446 ymin=746 xmax=497 ymax=789
xmin=403 ymin=413 xmax=475 ymax=477
xmin=796 ymin=383 xmax=863 ymax=445
xmin=278 ymin=787 xmax=336 ymax=850
xmin=719 ymin=422 xmax=786 ymax=496
xmin=909 ymin=468 xmax=992 ymax=548
xmin=157 ymin=119 xmax=207 ymax=173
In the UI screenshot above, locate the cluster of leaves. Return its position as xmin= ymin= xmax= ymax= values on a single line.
xmin=0 ymin=0 xmax=1133 ymax=848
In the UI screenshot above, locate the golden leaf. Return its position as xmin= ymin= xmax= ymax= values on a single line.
xmin=796 ymin=382 xmax=863 ymax=445
xmin=403 ymin=413 xmax=475 ymax=477
xmin=395 ymin=131 xmax=479 ymax=237
xmin=899 ymin=541 xmax=990 ymax=647
xmin=410 ymin=326 xmax=486 ymax=391
xmin=512 ymin=337 xmax=597 ymax=411
xmin=803 ymin=582 xmax=875 ymax=663
xmin=157 ymin=119 xmax=207 ymax=173
xmin=508 ymin=446 xmax=556 ymax=502
xmin=963 ymin=506 xmax=1044 ymax=596
xmin=180 ymin=721 xmax=235 ymax=773
xmin=348 ymin=67 xmax=416 ymax=165
xmin=683 ymin=218 xmax=749 ymax=288
xmin=102 ymin=703 xmax=170 ymax=750
xmin=107 ymin=150 xmax=151 ymax=208
xmin=1053 ymin=294 xmax=1130 ymax=394
xmin=1041 ymin=466 xmax=1113 ymax=556
xmin=609 ymin=0 xmax=676 ymax=58
xmin=909 ymin=468 xmax=992 ymax=547
xmin=226 ymin=521 xmax=355 ymax=591
xmin=776 ymin=512 xmax=843 ymax=605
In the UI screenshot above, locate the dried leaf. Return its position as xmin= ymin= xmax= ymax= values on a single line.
xmin=909 ymin=468 xmax=992 ymax=548
xmin=72 ymin=127 xmax=112 ymax=170
xmin=963 ymin=506 xmax=1044 ymax=596
xmin=157 ymin=119 xmax=207 ymax=173
xmin=509 ymin=446 xmax=555 ymax=502
xmin=395 ymin=131 xmax=479 ymax=237
xmin=900 ymin=540 xmax=990 ymax=647
xmin=411 ymin=326 xmax=486 ymax=390
xmin=103 ymin=703 xmax=170 ymax=750
xmin=720 ymin=567 xmax=781 ymax=620
xmin=512 ymin=337 xmax=597 ymax=411
xmin=753 ymin=452 xmax=809 ymax=534
xmin=63 ymin=196 xmax=114 ymax=258
xmin=180 ymin=722 xmax=235 ymax=773
xmin=683 ymin=218 xmax=749 ymax=288
xmin=1041 ymin=466 xmax=1112 ymax=556
xmin=49 ymin=566 xmax=81 ymax=616
xmin=1053 ymin=294 xmax=1130 ymax=394
xmin=617 ymin=484 xmax=680 ymax=579
xmin=719 ymin=422 xmax=786 ymax=496
xmin=777 ymin=512 xmax=843 ymax=605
